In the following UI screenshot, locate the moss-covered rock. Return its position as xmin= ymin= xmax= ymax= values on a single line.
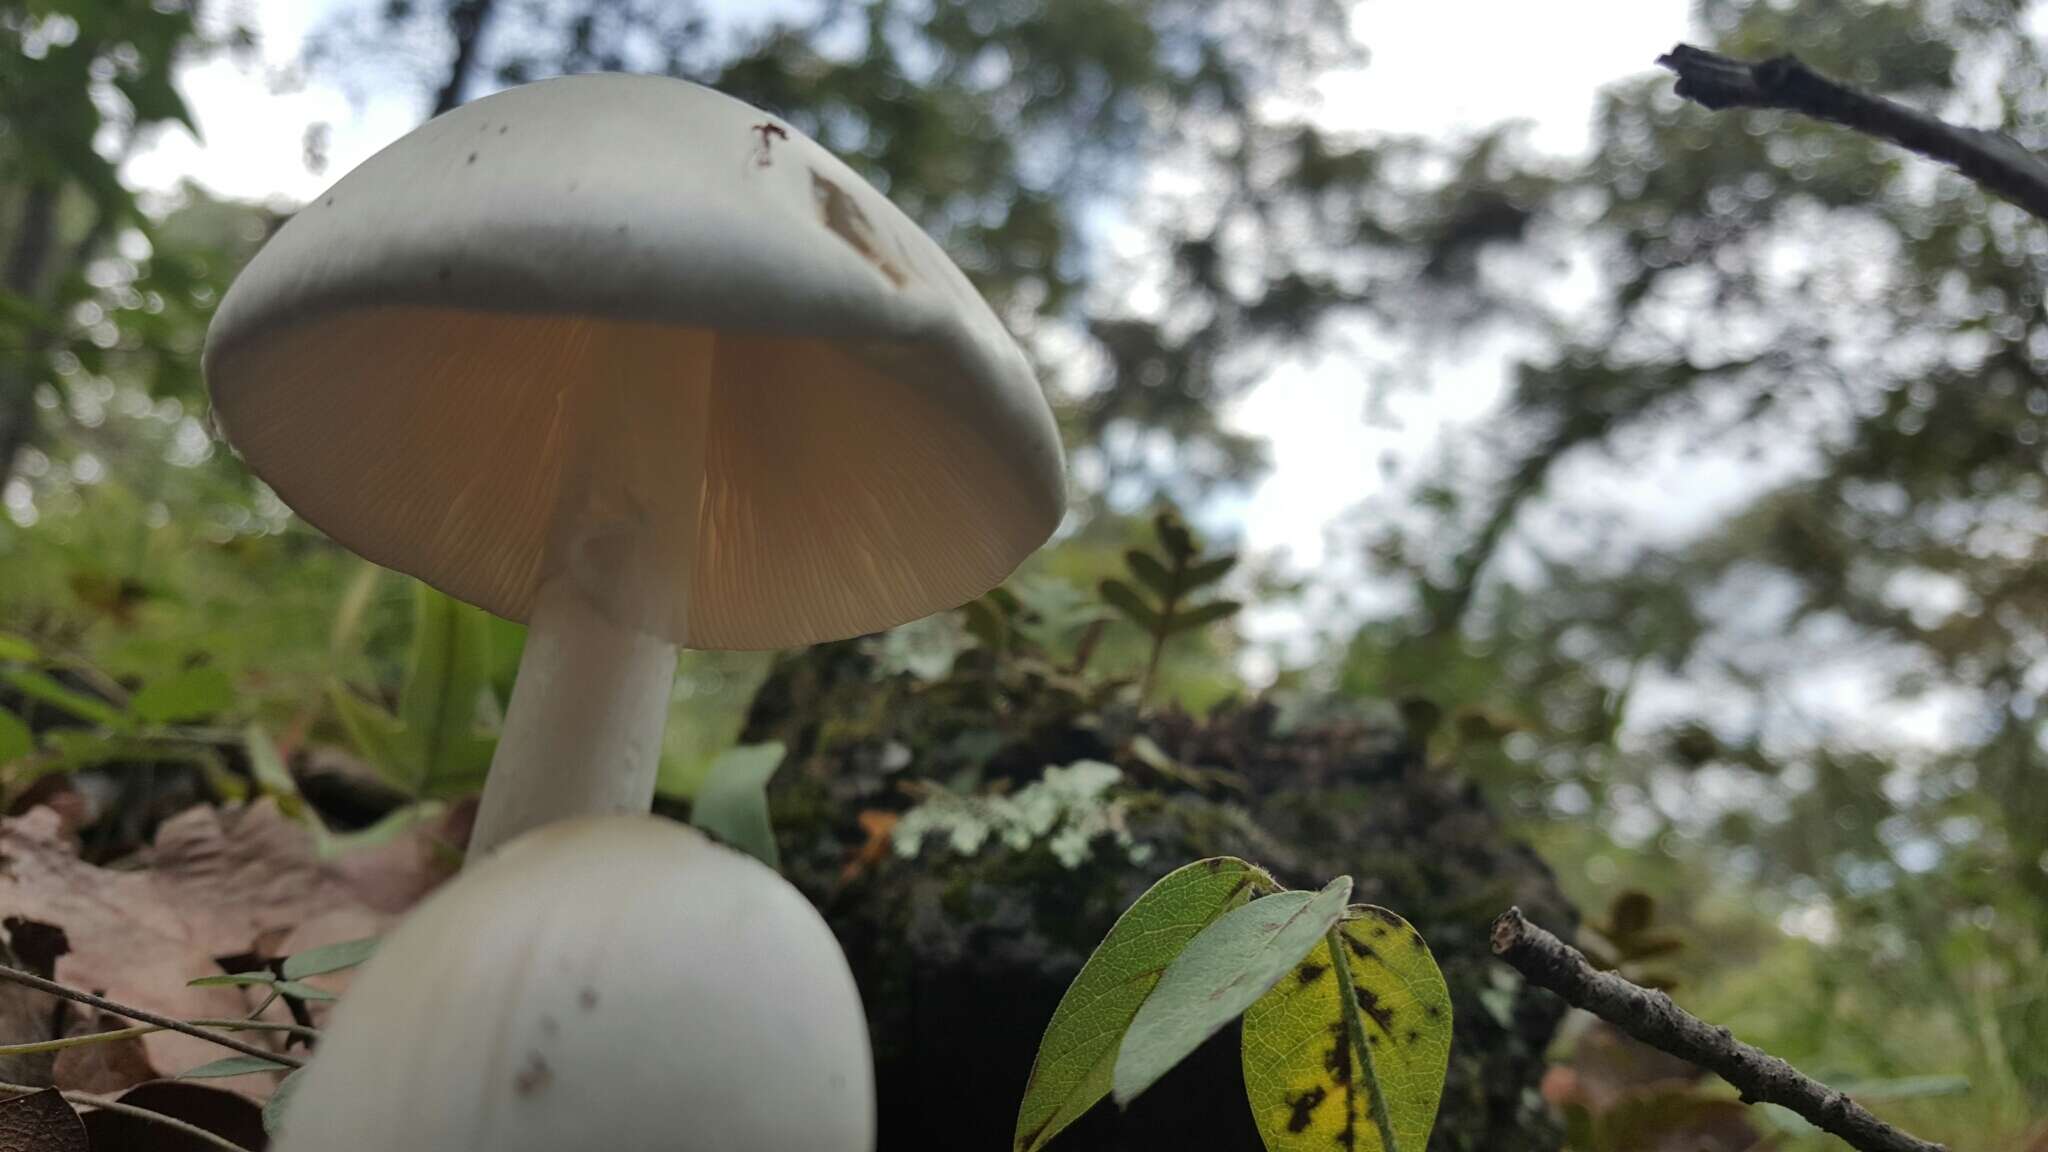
xmin=725 ymin=642 xmax=1574 ymax=1152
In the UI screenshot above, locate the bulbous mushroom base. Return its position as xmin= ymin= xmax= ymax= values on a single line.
xmin=274 ymin=816 xmax=875 ymax=1152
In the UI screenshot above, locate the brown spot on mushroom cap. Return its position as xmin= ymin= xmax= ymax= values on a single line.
xmin=514 ymin=1051 xmax=551 ymax=1097
xmin=578 ymin=987 xmax=598 ymax=1011
xmin=810 ymin=170 xmax=909 ymax=288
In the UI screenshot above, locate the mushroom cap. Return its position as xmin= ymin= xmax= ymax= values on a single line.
xmin=204 ymin=73 xmax=1064 ymax=649
xmin=273 ymin=816 xmax=875 ymax=1152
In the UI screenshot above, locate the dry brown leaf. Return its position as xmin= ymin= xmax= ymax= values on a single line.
xmin=0 ymin=1088 xmax=86 ymax=1152
xmin=51 ymin=1013 xmax=157 ymax=1096
xmin=837 ymin=809 xmax=899 ymax=886
xmin=0 ymin=930 xmax=62 ymax=1089
xmin=0 ymin=799 xmax=459 ymax=1099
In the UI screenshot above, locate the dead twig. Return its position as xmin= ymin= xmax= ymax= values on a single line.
xmin=0 ymin=965 xmax=304 ymax=1070
xmin=1657 ymin=42 xmax=2048 ymax=223
xmin=0 ymin=1016 xmax=318 ymax=1058
xmin=1491 ymin=907 xmax=1944 ymax=1152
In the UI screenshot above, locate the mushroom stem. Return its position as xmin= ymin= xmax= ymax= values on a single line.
xmin=467 ymin=577 xmax=677 ymax=858
xmin=467 ymin=330 xmax=714 ymax=860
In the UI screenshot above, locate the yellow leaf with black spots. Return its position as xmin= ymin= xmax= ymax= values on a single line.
xmin=1241 ymin=906 xmax=1451 ymax=1152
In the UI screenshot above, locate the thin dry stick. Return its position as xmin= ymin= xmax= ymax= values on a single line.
xmin=1491 ymin=908 xmax=1943 ymax=1152
xmin=0 ymin=1017 xmax=318 ymax=1058
xmin=0 ymin=1080 xmax=254 ymax=1152
xmin=0 ymin=965 xmax=304 ymax=1069
xmin=1656 ymin=43 xmax=2048 ymax=223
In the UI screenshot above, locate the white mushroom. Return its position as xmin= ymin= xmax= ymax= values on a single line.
xmin=203 ymin=74 xmax=1066 ymax=855
xmin=272 ymin=815 xmax=875 ymax=1152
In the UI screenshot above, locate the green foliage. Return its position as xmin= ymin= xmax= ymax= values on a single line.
xmin=264 ymin=1068 xmax=305 ymax=1137
xmin=327 ymin=582 xmax=501 ymax=799
xmin=0 ymin=633 xmax=265 ymax=807
xmin=127 ymin=665 xmax=232 ymax=724
xmin=1099 ymin=510 xmax=1241 ymax=702
xmin=279 ymin=936 xmax=378 ymax=981
xmin=1113 ymin=876 xmax=1352 ymax=1106
xmin=179 ymin=1054 xmax=292 ymax=1079
xmin=1014 ymin=857 xmax=1275 ymax=1152
xmin=686 ymin=742 xmax=786 ymax=869
xmin=1019 ymin=860 xmax=1448 ymax=1152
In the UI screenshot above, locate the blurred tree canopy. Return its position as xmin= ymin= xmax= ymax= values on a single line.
xmin=4 ymin=0 xmax=2048 ymax=1147
xmin=1341 ymin=0 xmax=2048 ymax=1140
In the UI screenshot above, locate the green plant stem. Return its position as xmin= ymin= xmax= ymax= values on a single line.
xmin=1328 ymin=926 xmax=1400 ymax=1152
xmin=0 ymin=965 xmax=304 ymax=1069
xmin=0 ymin=1018 xmax=317 ymax=1058
xmin=0 ymin=1079 xmax=255 ymax=1152
xmin=1139 ymin=628 xmax=1166 ymax=704
xmin=245 ymin=988 xmax=282 ymax=1021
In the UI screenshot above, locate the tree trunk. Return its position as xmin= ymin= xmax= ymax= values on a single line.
xmin=431 ymin=0 xmax=499 ymax=116
xmin=0 ymin=181 xmax=59 ymax=481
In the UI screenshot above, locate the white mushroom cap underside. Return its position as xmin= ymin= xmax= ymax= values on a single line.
xmin=274 ymin=816 xmax=876 ymax=1152
xmin=205 ymin=73 xmax=1064 ymax=649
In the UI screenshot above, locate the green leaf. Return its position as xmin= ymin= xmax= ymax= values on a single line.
xmin=1 ymin=669 xmax=124 ymax=728
xmin=687 ymin=743 xmax=787 ymax=869
xmin=1113 ymin=876 xmax=1353 ymax=1107
xmin=1167 ymin=599 xmax=1242 ymax=634
xmin=1098 ymin=579 xmax=1162 ymax=633
xmin=128 ymin=666 xmax=234 ymax=724
xmin=265 ymin=1067 xmax=307 ymax=1136
xmin=273 ymin=980 xmax=337 ymax=1002
xmin=0 ymin=707 xmax=31 ymax=764
xmin=327 ymin=560 xmax=384 ymax=663
xmin=1826 ymin=1074 xmax=1972 ymax=1101
xmin=963 ymin=594 xmax=1012 ymax=652
xmin=1181 ymin=554 xmax=1237 ymax=591
xmin=327 ymin=681 xmax=422 ymax=794
xmin=181 ymin=1055 xmax=292 ymax=1079
xmin=313 ymin=802 xmax=446 ymax=861
xmin=281 ymin=936 xmax=379 ymax=980
xmin=1154 ymin=510 xmax=1196 ymax=560
xmin=1014 ymin=857 xmax=1273 ymax=1152
xmin=1125 ymin=550 xmax=1177 ymax=597
xmin=39 ymin=730 xmax=127 ymax=773
xmin=398 ymin=583 xmax=496 ymax=793
xmin=0 ymin=632 xmax=38 ymax=662
xmin=1608 ymin=891 xmax=1655 ymax=937
xmin=1241 ymin=907 xmax=1452 ymax=1152
xmin=415 ymin=733 xmax=496 ymax=800
xmin=187 ymin=973 xmax=277 ymax=989
xmin=188 ymin=746 xmax=249 ymax=804
xmin=241 ymin=724 xmax=311 ymax=823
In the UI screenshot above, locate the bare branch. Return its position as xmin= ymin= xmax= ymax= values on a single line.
xmin=0 ymin=1017 xmax=317 ymax=1059
xmin=1656 ymin=42 xmax=2048 ymax=223
xmin=1491 ymin=907 xmax=1943 ymax=1152
xmin=0 ymin=966 xmax=304 ymax=1070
